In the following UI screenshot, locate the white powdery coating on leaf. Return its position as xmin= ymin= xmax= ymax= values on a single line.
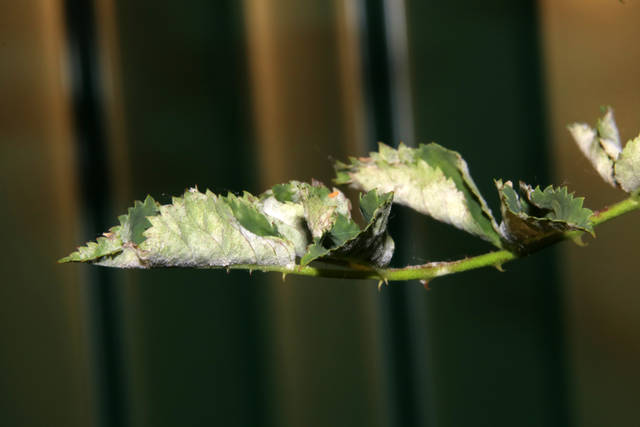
xmin=598 ymin=109 xmax=622 ymax=159
xmin=95 ymin=246 xmax=146 ymax=268
xmin=259 ymin=196 xmax=309 ymax=257
xmin=352 ymin=159 xmax=481 ymax=236
xmin=302 ymin=187 xmax=351 ymax=240
xmin=615 ymin=136 xmax=640 ymax=193
xmin=140 ymin=190 xmax=296 ymax=268
xmin=568 ymin=123 xmax=616 ymax=187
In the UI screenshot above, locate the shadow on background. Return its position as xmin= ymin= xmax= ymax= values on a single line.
xmin=1 ymin=1 xmax=639 ymax=427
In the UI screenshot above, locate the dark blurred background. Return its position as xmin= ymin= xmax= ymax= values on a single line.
xmin=1 ymin=1 xmax=639 ymax=426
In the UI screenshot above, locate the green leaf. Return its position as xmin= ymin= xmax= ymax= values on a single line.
xmin=138 ymin=189 xmax=297 ymax=268
xmin=119 ymin=195 xmax=160 ymax=244
xmin=58 ymin=233 xmax=123 ymax=263
xmin=272 ymin=182 xmax=299 ymax=203
xmin=614 ymin=135 xmax=640 ymax=193
xmin=568 ymin=107 xmax=640 ymax=193
xmin=300 ymin=191 xmax=394 ymax=267
xmin=496 ymin=180 xmax=593 ymax=252
xmin=60 ymin=183 xmax=396 ymax=269
xmin=596 ymin=107 xmax=622 ymax=158
xmin=225 ymin=192 xmax=281 ymax=237
xmin=301 ymin=181 xmax=352 ymax=239
xmin=58 ymin=195 xmax=159 ymax=264
xmin=334 ymin=142 xmax=502 ymax=247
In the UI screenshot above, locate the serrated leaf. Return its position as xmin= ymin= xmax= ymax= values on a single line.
xmin=596 ymin=107 xmax=622 ymax=159
xmin=225 ymin=192 xmax=281 ymax=237
xmin=496 ymin=180 xmax=593 ymax=252
xmin=614 ymin=135 xmax=640 ymax=193
xmin=300 ymin=190 xmax=394 ymax=267
xmin=301 ymin=181 xmax=352 ymax=239
xmin=119 ymin=195 xmax=160 ymax=244
xmin=567 ymin=107 xmax=640 ymax=191
xmin=58 ymin=233 xmax=124 ymax=263
xmin=335 ymin=142 xmax=502 ymax=247
xmin=59 ymin=195 xmax=159 ymax=263
xmin=569 ymin=108 xmax=640 ymax=193
xmin=61 ymin=183 xmax=396 ymax=270
xmin=140 ymin=189 xmax=296 ymax=268
xmin=569 ymin=125 xmax=615 ymax=186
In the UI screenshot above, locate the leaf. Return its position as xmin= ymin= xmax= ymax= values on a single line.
xmin=568 ymin=107 xmax=640 ymax=192
xmin=118 ymin=195 xmax=161 ymax=244
xmin=614 ymin=135 xmax=640 ymax=193
xmin=59 ymin=195 xmax=159 ymax=264
xmin=60 ymin=183 xmax=395 ymax=269
xmin=60 ymin=189 xmax=297 ymax=268
xmin=496 ymin=180 xmax=593 ymax=252
xmin=301 ymin=181 xmax=351 ymax=240
xmin=299 ymin=190 xmax=395 ymax=267
xmin=596 ymin=107 xmax=622 ymax=159
xmin=335 ymin=142 xmax=502 ymax=247
xmin=130 ymin=189 xmax=297 ymax=268
xmin=225 ymin=192 xmax=280 ymax=237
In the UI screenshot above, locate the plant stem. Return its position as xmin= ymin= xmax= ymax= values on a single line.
xmin=227 ymin=194 xmax=639 ymax=283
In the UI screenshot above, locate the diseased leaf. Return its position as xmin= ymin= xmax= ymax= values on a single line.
xmin=496 ymin=180 xmax=593 ymax=252
xmin=568 ymin=124 xmax=615 ymax=186
xmin=119 ymin=195 xmax=160 ymax=245
xmin=301 ymin=181 xmax=351 ymax=240
xmin=257 ymin=192 xmax=309 ymax=257
xmin=568 ymin=107 xmax=640 ymax=193
xmin=225 ymin=192 xmax=280 ymax=237
xmin=59 ymin=195 xmax=159 ymax=263
xmin=58 ymin=233 xmax=123 ymax=263
xmin=300 ymin=191 xmax=394 ymax=267
xmin=335 ymin=142 xmax=502 ymax=247
xmin=614 ymin=135 xmax=640 ymax=193
xmin=133 ymin=189 xmax=298 ymax=268
xmin=596 ymin=107 xmax=622 ymax=159
xmin=60 ymin=183 xmax=395 ymax=269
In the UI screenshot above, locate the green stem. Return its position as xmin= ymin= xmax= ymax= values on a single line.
xmin=236 ymin=194 xmax=639 ymax=283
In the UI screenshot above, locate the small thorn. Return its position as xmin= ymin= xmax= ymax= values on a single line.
xmin=249 ymin=269 xmax=253 ymax=275
xmin=377 ymin=280 xmax=384 ymax=291
xmin=494 ymin=263 xmax=505 ymax=272
xmin=282 ymin=272 xmax=287 ymax=282
xmin=420 ymin=279 xmax=430 ymax=290
xmin=226 ymin=267 xmax=230 ymax=274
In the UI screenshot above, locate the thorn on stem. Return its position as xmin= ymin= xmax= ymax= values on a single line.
xmin=494 ymin=263 xmax=505 ymax=272
xmin=420 ymin=279 xmax=430 ymax=290
xmin=282 ymin=272 xmax=287 ymax=282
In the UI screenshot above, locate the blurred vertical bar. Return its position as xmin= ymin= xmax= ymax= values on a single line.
xmin=358 ymin=1 xmax=425 ymax=427
xmin=405 ymin=1 xmax=567 ymax=426
xmin=0 ymin=1 xmax=94 ymax=426
xmin=244 ymin=1 xmax=390 ymax=426
xmin=359 ymin=1 xmax=437 ymax=426
xmin=62 ymin=0 xmax=129 ymax=426
xmin=106 ymin=2 xmax=270 ymax=426
xmin=540 ymin=2 xmax=640 ymax=426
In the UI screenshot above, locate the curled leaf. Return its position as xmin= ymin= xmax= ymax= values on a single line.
xmin=300 ymin=190 xmax=395 ymax=267
xmin=60 ymin=182 xmax=395 ymax=269
xmin=496 ymin=180 xmax=593 ymax=252
xmin=335 ymin=142 xmax=502 ymax=247
xmin=59 ymin=195 xmax=159 ymax=264
xmin=568 ymin=107 xmax=640 ymax=192
xmin=614 ymin=135 xmax=640 ymax=193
